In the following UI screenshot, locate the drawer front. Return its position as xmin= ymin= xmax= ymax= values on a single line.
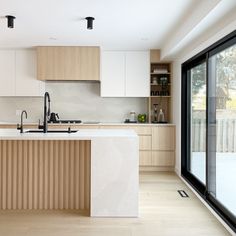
xmin=139 ymin=151 xmax=152 ymax=166
xmin=151 ymin=151 xmax=175 ymax=167
xmin=99 ymin=125 xmax=151 ymax=135
xmin=152 ymin=127 xmax=175 ymax=151
xmin=139 ymin=135 xmax=151 ymax=150
xmin=99 ymin=125 xmax=127 ymax=129
xmin=77 ymin=125 xmax=100 ymax=129
xmin=132 ymin=126 xmax=152 ymax=135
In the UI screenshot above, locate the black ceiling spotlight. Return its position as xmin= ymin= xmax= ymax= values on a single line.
xmin=85 ymin=17 xmax=95 ymax=30
xmin=5 ymin=15 xmax=16 ymax=28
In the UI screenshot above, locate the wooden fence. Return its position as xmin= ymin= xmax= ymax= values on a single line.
xmin=192 ymin=119 xmax=236 ymax=152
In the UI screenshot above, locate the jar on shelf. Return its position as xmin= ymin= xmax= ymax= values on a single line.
xmin=158 ymin=109 xmax=165 ymax=123
xmin=152 ymin=77 xmax=158 ymax=85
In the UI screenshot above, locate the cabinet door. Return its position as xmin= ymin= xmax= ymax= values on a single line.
xmin=15 ymin=50 xmax=45 ymax=96
xmin=0 ymin=50 xmax=15 ymax=96
xmin=125 ymin=51 xmax=149 ymax=97
xmin=152 ymin=127 xmax=175 ymax=150
xmin=139 ymin=151 xmax=152 ymax=166
xmin=101 ymin=51 xmax=125 ymax=97
xmin=151 ymin=151 xmax=175 ymax=166
xmin=79 ymin=47 xmax=100 ymax=81
xmin=64 ymin=47 xmax=80 ymax=80
xmin=37 ymin=46 xmax=100 ymax=81
xmin=37 ymin=47 xmax=65 ymax=80
xmin=139 ymin=135 xmax=152 ymax=150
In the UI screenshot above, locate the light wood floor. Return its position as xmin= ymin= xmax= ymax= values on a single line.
xmin=0 ymin=172 xmax=231 ymax=236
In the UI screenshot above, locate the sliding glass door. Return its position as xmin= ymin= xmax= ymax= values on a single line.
xmin=208 ymin=43 xmax=236 ymax=217
xmin=190 ymin=62 xmax=206 ymax=184
xmin=182 ymin=30 xmax=236 ymax=232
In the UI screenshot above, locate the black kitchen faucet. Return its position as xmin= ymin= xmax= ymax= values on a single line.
xmin=38 ymin=92 xmax=51 ymax=133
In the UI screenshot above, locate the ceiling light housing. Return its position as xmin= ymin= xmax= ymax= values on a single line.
xmin=6 ymin=15 xmax=16 ymax=28
xmin=85 ymin=17 xmax=95 ymax=30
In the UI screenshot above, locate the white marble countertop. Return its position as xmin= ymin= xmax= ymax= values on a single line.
xmin=0 ymin=121 xmax=175 ymax=126
xmin=0 ymin=128 xmax=138 ymax=140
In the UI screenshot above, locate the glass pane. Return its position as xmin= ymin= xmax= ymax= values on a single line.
xmin=209 ymin=44 xmax=236 ymax=216
xmin=190 ymin=62 xmax=206 ymax=184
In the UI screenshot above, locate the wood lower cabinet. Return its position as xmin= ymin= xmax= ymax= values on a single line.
xmin=37 ymin=46 xmax=100 ymax=81
xmin=139 ymin=151 xmax=152 ymax=166
xmin=0 ymin=124 xmax=175 ymax=170
xmin=152 ymin=151 xmax=175 ymax=167
xmin=132 ymin=126 xmax=152 ymax=135
xmin=95 ymin=125 xmax=175 ymax=170
xmin=49 ymin=125 xmax=100 ymax=130
xmin=0 ymin=140 xmax=90 ymax=210
xmin=152 ymin=126 xmax=175 ymax=151
xmin=139 ymin=135 xmax=151 ymax=150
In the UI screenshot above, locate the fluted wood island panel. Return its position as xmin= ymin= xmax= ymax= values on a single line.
xmin=0 ymin=140 xmax=91 ymax=210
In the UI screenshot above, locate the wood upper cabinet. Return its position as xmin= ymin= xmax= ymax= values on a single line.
xmin=38 ymin=46 xmax=65 ymax=80
xmin=79 ymin=47 xmax=100 ymax=81
xmin=152 ymin=126 xmax=175 ymax=151
xmin=37 ymin=46 xmax=100 ymax=81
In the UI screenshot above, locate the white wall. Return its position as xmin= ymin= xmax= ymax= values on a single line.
xmin=0 ymin=82 xmax=147 ymax=123
xmin=173 ymin=18 xmax=236 ymax=176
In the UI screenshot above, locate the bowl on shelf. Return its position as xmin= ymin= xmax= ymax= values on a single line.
xmin=138 ymin=114 xmax=147 ymax=123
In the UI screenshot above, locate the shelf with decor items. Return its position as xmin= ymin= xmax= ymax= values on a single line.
xmin=148 ymin=49 xmax=172 ymax=124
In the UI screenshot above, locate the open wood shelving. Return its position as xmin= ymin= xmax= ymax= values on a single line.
xmin=148 ymin=50 xmax=172 ymax=123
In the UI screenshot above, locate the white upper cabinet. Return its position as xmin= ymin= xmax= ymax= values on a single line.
xmin=101 ymin=50 xmax=150 ymax=97
xmin=0 ymin=51 xmax=15 ymax=96
xmin=126 ymin=51 xmax=149 ymax=97
xmin=0 ymin=49 xmax=45 ymax=97
xmin=15 ymin=50 xmax=45 ymax=96
xmin=101 ymin=51 xmax=125 ymax=97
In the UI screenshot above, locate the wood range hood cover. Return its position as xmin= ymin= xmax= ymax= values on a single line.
xmin=37 ymin=46 xmax=100 ymax=81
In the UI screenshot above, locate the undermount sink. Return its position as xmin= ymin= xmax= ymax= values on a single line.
xmin=26 ymin=130 xmax=78 ymax=133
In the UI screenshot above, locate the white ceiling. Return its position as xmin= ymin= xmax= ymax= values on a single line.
xmin=161 ymin=0 xmax=236 ymax=59
xmin=0 ymin=0 xmax=197 ymax=50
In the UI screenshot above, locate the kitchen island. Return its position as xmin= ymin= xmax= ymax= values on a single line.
xmin=0 ymin=129 xmax=139 ymax=217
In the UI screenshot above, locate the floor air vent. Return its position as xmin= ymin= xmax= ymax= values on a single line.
xmin=177 ymin=190 xmax=189 ymax=198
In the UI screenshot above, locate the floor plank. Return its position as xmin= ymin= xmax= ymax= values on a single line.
xmin=0 ymin=172 xmax=231 ymax=236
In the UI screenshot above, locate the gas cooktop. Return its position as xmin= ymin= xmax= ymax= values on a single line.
xmin=49 ymin=120 xmax=82 ymax=124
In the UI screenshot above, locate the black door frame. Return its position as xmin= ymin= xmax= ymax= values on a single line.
xmin=181 ymin=30 xmax=236 ymax=232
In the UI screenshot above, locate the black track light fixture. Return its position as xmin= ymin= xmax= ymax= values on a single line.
xmin=85 ymin=17 xmax=95 ymax=30
xmin=5 ymin=15 xmax=16 ymax=28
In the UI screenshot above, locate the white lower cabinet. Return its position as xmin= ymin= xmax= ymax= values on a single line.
xmin=101 ymin=51 xmax=149 ymax=97
xmin=0 ymin=49 xmax=45 ymax=97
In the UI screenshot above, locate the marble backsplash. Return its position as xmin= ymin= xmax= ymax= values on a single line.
xmin=0 ymin=81 xmax=147 ymax=123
